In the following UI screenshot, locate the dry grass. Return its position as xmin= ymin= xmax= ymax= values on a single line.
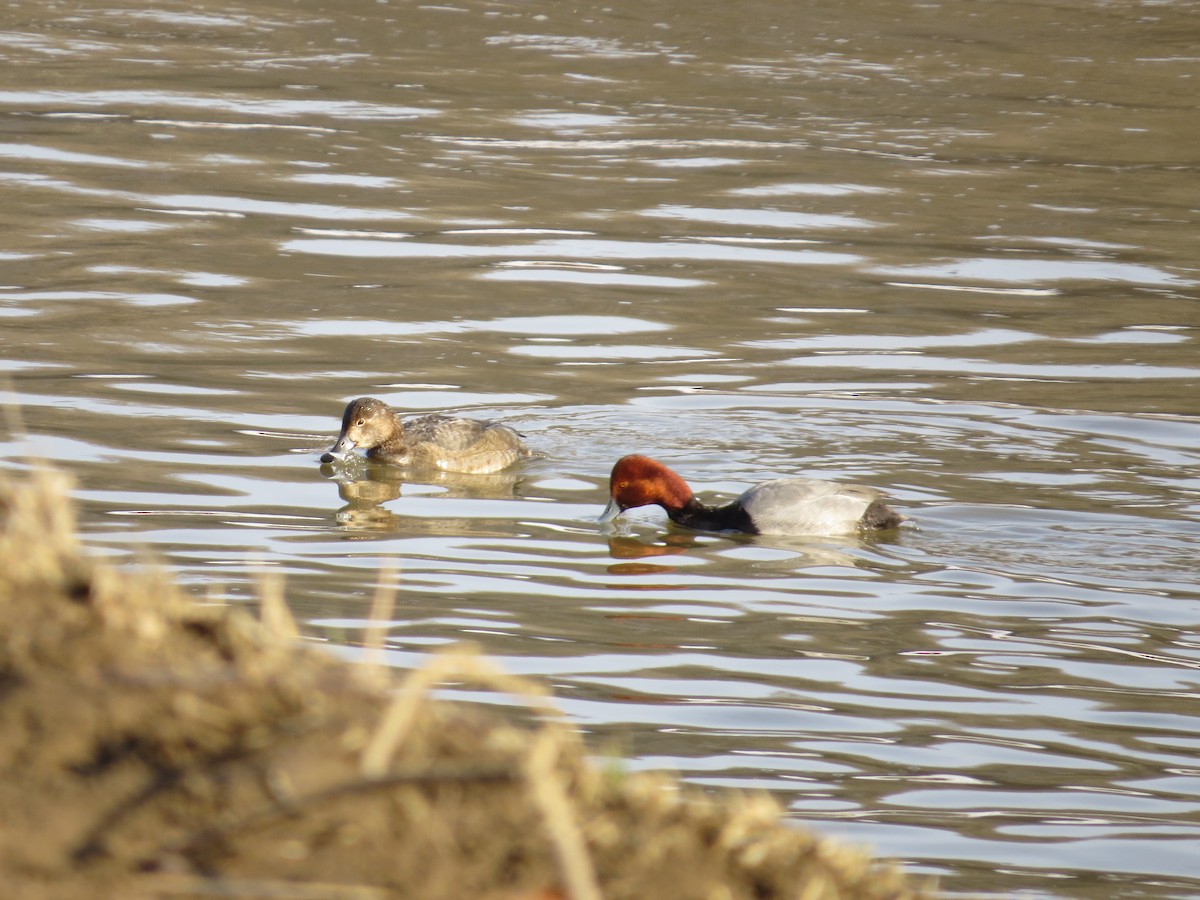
xmin=0 ymin=467 xmax=935 ymax=900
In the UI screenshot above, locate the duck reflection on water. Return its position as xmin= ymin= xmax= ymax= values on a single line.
xmin=603 ymin=525 xmax=904 ymax=573
xmin=320 ymin=459 xmax=529 ymax=534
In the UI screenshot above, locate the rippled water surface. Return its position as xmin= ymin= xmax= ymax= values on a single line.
xmin=3 ymin=0 xmax=1200 ymax=896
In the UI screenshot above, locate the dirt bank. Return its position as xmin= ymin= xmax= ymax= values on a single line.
xmin=0 ymin=467 xmax=932 ymax=900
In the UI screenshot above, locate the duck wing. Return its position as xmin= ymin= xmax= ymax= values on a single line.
xmin=738 ymin=478 xmax=894 ymax=536
xmin=404 ymin=416 xmax=530 ymax=474
xmin=403 ymin=415 xmax=493 ymax=451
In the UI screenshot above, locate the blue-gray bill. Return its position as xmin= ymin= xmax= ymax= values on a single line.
xmin=598 ymin=497 xmax=623 ymax=524
xmin=320 ymin=435 xmax=357 ymax=464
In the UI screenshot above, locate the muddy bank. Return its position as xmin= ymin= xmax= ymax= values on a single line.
xmin=0 ymin=468 xmax=932 ymax=900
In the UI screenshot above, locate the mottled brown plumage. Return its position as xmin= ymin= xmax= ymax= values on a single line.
xmin=321 ymin=397 xmax=531 ymax=474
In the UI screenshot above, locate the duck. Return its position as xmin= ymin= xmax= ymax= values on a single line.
xmin=320 ymin=397 xmax=532 ymax=474
xmin=599 ymin=454 xmax=902 ymax=536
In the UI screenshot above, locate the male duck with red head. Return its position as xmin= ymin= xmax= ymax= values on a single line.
xmin=600 ymin=454 xmax=902 ymax=536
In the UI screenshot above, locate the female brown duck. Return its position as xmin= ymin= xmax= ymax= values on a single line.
xmin=321 ymin=397 xmax=532 ymax=474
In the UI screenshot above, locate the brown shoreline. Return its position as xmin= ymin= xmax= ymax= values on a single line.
xmin=0 ymin=467 xmax=932 ymax=900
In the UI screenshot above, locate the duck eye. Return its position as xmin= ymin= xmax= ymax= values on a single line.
xmin=356 ymin=419 xmax=365 ymax=426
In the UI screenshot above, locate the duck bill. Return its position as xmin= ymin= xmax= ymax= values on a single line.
xmin=320 ymin=434 xmax=357 ymax=463
xmin=598 ymin=497 xmax=624 ymax=524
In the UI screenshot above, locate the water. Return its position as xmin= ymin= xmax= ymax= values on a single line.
xmin=3 ymin=0 xmax=1200 ymax=896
